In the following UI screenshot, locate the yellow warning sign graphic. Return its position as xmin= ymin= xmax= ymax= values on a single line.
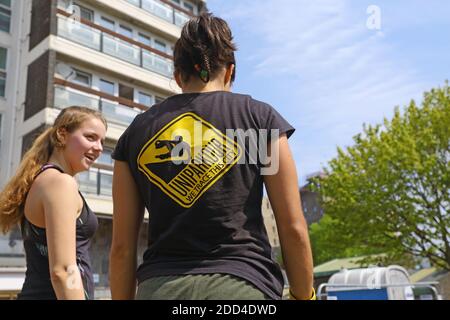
xmin=137 ymin=113 xmax=242 ymax=208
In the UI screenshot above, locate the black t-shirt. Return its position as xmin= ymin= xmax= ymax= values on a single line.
xmin=112 ymin=91 xmax=294 ymax=299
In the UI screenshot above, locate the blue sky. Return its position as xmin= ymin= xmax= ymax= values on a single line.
xmin=206 ymin=0 xmax=450 ymax=185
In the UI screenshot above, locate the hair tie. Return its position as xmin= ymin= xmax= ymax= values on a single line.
xmin=194 ymin=64 xmax=209 ymax=83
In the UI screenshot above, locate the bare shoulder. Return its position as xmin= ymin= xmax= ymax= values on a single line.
xmin=34 ymin=169 xmax=79 ymax=200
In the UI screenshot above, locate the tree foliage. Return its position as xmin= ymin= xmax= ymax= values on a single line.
xmin=311 ymin=83 xmax=450 ymax=269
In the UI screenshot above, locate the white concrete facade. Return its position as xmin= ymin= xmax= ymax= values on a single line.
xmin=1 ymin=0 xmax=203 ymax=189
xmin=262 ymin=196 xmax=280 ymax=248
xmin=0 ymin=0 xmax=31 ymax=188
xmin=0 ymin=1 xmax=204 ymax=279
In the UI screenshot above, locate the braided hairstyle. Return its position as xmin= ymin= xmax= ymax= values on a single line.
xmin=174 ymin=12 xmax=237 ymax=84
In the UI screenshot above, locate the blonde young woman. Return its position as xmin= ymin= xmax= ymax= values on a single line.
xmin=0 ymin=106 xmax=107 ymax=300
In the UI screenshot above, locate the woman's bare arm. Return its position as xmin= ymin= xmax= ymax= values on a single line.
xmin=41 ymin=173 xmax=85 ymax=299
xmin=263 ymin=134 xmax=314 ymax=300
xmin=110 ymin=160 xmax=145 ymax=299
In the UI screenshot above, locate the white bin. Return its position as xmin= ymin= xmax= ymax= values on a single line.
xmin=325 ymin=265 xmax=414 ymax=300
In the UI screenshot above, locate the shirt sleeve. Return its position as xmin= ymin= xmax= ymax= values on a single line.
xmin=264 ymin=104 xmax=295 ymax=140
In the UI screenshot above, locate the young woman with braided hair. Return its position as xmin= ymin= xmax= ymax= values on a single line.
xmin=110 ymin=13 xmax=314 ymax=300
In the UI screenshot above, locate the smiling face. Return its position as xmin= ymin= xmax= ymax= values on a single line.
xmin=59 ymin=116 xmax=107 ymax=174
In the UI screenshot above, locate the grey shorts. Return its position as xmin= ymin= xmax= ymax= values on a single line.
xmin=136 ymin=273 xmax=270 ymax=300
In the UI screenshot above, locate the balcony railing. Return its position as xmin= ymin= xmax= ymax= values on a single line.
xmin=124 ymin=0 xmax=192 ymax=27
xmin=54 ymin=85 xmax=143 ymax=127
xmin=57 ymin=15 xmax=174 ymax=78
xmin=0 ymin=230 xmax=24 ymax=257
xmin=77 ymin=167 xmax=113 ymax=197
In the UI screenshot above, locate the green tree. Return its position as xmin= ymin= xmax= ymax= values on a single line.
xmin=309 ymin=214 xmax=382 ymax=266
xmin=312 ymin=83 xmax=450 ymax=269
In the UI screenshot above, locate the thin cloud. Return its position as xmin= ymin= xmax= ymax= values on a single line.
xmin=208 ymin=0 xmax=448 ymax=183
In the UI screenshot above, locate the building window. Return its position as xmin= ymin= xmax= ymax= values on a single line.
xmin=183 ymin=2 xmax=194 ymax=13
xmin=78 ymin=168 xmax=113 ymax=197
xmin=119 ymin=83 xmax=134 ymax=101
xmin=171 ymin=0 xmax=181 ymax=4
xmin=0 ymin=225 xmax=24 ymax=258
xmin=0 ymin=47 xmax=6 ymax=97
xmin=118 ymin=24 xmax=133 ymax=38
xmin=125 ymin=0 xmax=139 ymax=6
xmin=0 ymin=71 xmax=6 ymax=97
xmin=100 ymin=79 xmax=115 ymax=95
xmin=155 ymin=96 xmax=165 ymax=104
xmin=138 ymin=33 xmax=151 ymax=47
xmin=73 ymin=3 xmax=94 ymax=22
xmin=138 ymin=92 xmax=153 ymax=107
xmin=154 ymin=39 xmax=167 ymax=53
xmin=0 ymin=113 xmax=2 ymax=153
xmin=0 ymin=0 xmax=11 ymax=33
xmin=97 ymin=149 xmax=113 ymax=167
xmin=73 ymin=69 xmax=92 ymax=87
xmin=100 ymin=17 xmax=115 ymax=31
xmin=98 ymin=170 xmax=112 ymax=197
xmin=77 ymin=4 xmax=94 ymax=22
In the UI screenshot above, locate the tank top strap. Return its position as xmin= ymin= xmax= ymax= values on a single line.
xmin=22 ymin=163 xmax=66 ymax=234
xmin=34 ymin=163 xmax=65 ymax=179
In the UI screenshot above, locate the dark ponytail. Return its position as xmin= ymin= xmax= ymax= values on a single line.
xmin=174 ymin=12 xmax=237 ymax=83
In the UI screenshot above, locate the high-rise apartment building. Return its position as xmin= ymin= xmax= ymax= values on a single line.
xmin=0 ymin=0 xmax=205 ymax=298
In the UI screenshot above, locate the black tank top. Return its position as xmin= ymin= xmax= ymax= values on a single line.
xmin=17 ymin=164 xmax=98 ymax=300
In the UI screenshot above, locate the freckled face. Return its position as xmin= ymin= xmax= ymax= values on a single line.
xmin=63 ymin=117 xmax=107 ymax=174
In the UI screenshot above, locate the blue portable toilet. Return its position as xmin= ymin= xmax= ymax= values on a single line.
xmin=326 ymin=265 xmax=414 ymax=300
